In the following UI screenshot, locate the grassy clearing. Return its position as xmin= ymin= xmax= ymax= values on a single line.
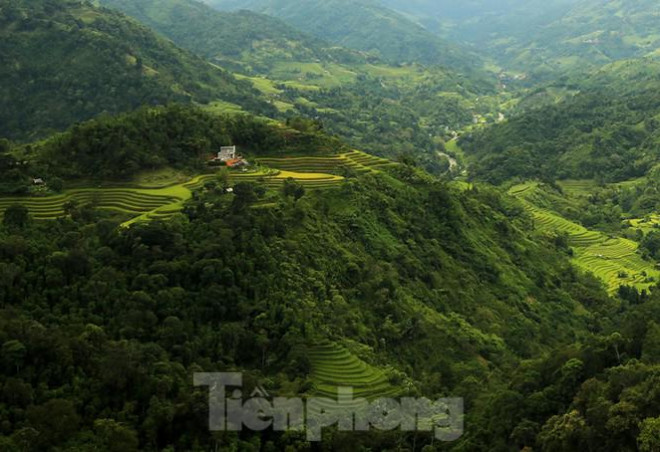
xmin=509 ymin=183 xmax=659 ymax=293
xmin=202 ymin=100 xmax=245 ymax=115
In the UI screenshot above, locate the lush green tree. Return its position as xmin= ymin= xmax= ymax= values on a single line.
xmin=48 ymin=177 xmax=64 ymax=193
xmin=638 ymin=416 xmax=660 ymax=452
xmin=2 ymin=204 xmax=29 ymax=228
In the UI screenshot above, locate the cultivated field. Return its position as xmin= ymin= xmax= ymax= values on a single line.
xmin=509 ymin=182 xmax=659 ymax=293
xmin=256 ymin=150 xmax=396 ymax=175
xmin=0 ymin=150 xmax=396 ymax=226
xmin=307 ymin=341 xmax=400 ymax=401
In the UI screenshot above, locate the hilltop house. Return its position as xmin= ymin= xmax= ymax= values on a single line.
xmin=216 ymin=146 xmax=237 ymax=162
xmin=210 ymin=145 xmax=249 ymax=168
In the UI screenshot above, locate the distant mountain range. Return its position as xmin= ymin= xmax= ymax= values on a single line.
xmin=202 ymin=0 xmax=482 ymax=70
xmin=99 ymin=0 xmax=370 ymax=73
xmin=380 ymin=0 xmax=660 ymax=78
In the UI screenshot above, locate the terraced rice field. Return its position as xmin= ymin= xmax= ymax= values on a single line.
xmin=0 ymin=169 xmax=344 ymax=226
xmin=509 ymin=183 xmax=659 ymax=293
xmin=307 ymin=341 xmax=400 ymax=401
xmin=556 ymin=179 xmax=598 ymax=197
xmin=0 ymin=151 xmax=392 ymax=226
xmin=629 ymin=216 xmax=660 ymax=234
xmin=0 ymin=188 xmax=185 ymax=221
xmin=256 ymin=150 xmax=395 ymax=175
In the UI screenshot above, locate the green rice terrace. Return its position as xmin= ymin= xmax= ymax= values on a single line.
xmin=255 ymin=150 xmax=396 ymax=174
xmin=629 ymin=215 xmax=660 ymax=234
xmin=306 ymin=341 xmax=400 ymax=402
xmin=509 ymin=182 xmax=659 ymax=294
xmin=0 ymin=150 xmax=395 ymax=227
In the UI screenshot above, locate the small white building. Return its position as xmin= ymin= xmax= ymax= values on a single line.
xmin=217 ymin=146 xmax=237 ymax=162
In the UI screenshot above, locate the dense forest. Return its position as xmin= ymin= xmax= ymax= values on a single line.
xmin=0 ymin=0 xmax=273 ymax=141
xmin=462 ymin=76 xmax=660 ymax=184
xmin=0 ymin=138 xmax=625 ymax=449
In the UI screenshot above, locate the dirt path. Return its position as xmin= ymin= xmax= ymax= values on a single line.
xmin=437 ymin=151 xmax=458 ymax=171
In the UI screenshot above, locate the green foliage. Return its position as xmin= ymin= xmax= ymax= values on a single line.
xmin=100 ymin=0 xmax=360 ymax=71
xmin=463 ymin=78 xmax=660 ymax=183
xmin=0 ymin=148 xmax=613 ymax=449
xmin=97 ymin=0 xmax=495 ymax=173
xmin=639 ymin=416 xmax=660 ymax=452
xmin=29 ymin=105 xmax=344 ymax=180
xmin=48 ymin=177 xmax=64 ymax=193
xmin=0 ymin=0 xmax=274 ymax=141
xmin=382 ymin=0 xmax=660 ymax=79
xmin=2 ymin=204 xmax=29 ymax=228
xmin=206 ymin=0 xmax=481 ymax=69
xmin=509 ymin=182 xmax=659 ymax=294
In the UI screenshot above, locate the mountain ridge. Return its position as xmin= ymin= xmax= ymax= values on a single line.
xmin=202 ymin=0 xmax=482 ymax=70
xmin=0 ymin=0 xmax=274 ymax=141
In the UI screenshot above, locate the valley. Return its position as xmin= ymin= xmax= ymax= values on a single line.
xmin=510 ymin=182 xmax=659 ymax=294
xmin=4 ymin=0 xmax=660 ymax=451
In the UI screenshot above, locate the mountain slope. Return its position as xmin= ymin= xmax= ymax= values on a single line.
xmin=493 ymin=0 xmax=660 ymax=77
xmin=380 ymin=0 xmax=579 ymax=42
xmin=99 ymin=0 xmax=366 ymax=73
xmin=203 ymin=0 xmax=480 ymax=70
xmin=0 ymin=106 xmax=617 ymax=450
xmin=381 ymin=0 xmax=660 ymax=78
xmin=0 ymin=0 xmax=273 ymax=141
xmin=98 ymin=0 xmax=497 ymax=173
xmin=461 ymin=59 xmax=660 ymax=183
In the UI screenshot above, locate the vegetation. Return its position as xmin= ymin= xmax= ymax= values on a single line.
xmin=99 ymin=0 xmax=364 ymax=73
xmin=15 ymin=105 xmax=345 ymax=182
xmin=461 ymin=69 xmax=660 ymax=183
xmin=97 ymin=0 xmax=498 ymax=174
xmin=7 ymin=1 xmax=660 ymax=450
xmin=383 ymin=0 xmax=660 ymax=79
xmin=510 ymin=182 xmax=659 ymax=294
xmin=0 ymin=0 xmax=273 ymax=141
xmin=205 ymin=0 xmax=481 ymax=70
xmin=307 ymin=341 xmax=400 ymax=400
xmin=0 ymin=135 xmax=623 ymax=448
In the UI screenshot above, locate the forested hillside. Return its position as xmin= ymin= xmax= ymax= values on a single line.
xmin=380 ymin=0 xmax=578 ymax=44
xmin=0 ymin=108 xmax=632 ymax=449
xmin=25 ymin=106 xmax=344 ymax=180
xmin=203 ymin=0 xmax=481 ymax=70
xmin=0 ymin=0 xmax=273 ymax=141
xmin=509 ymin=0 xmax=660 ymax=76
xmin=381 ymin=0 xmax=660 ymax=79
xmin=6 ymin=0 xmax=660 ymax=450
xmin=461 ymin=61 xmax=660 ymax=184
xmin=99 ymin=0 xmax=364 ymax=73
